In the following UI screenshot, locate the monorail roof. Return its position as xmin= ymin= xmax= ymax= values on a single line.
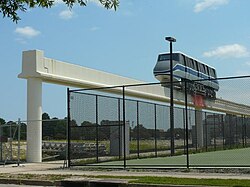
xmin=158 ymin=51 xmax=216 ymax=70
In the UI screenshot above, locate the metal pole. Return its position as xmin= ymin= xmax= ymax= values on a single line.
xmin=154 ymin=104 xmax=157 ymax=157
xmin=96 ymin=96 xmax=99 ymax=162
xmin=67 ymin=88 xmax=71 ymax=168
xmin=183 ymin=108 xmax=186 ymax=153
xmin=244 ymin=116 xmax=247 ymax=147
xmin=169 ymin=41 xmax=175 ymax=156
xmin=185 ymin=80 xmax=189 ymax=169
xmin=241 ymin=115 xmax=246 ymax=148
xmin=10 ymin=122 xmax=13 ymax=160
xmin=229 ymin=115 xmax=232 ymax=149
xmin=235 ymin=116 xmax=238 ymax=148
xmin=0 ymin=123 xmax=2 ymax=161
xmin=137 ymin=101 xmax=140 ymax=158
xmin=118 ymin=98 xmax=121 ymax=159
xmin=213 ymin=114 xmax=216 ymax=151
xmin=17 ymin=118 xmax=21 ymax=166
xmin=122 ymin=86 xmax=126 ymax=168
xmin=204 ymin=112 xmax=208 ymax=152
xmin=165 ymin=37 xmax=176 ymax=156
xmin=221 ymin=114 xmax=225 ymax=149
xmin=241 ymin=115 xmax=244 ymax=147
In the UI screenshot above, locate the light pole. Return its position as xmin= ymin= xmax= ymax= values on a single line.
xmin=165 ymin=36 xmax=176 ymax=156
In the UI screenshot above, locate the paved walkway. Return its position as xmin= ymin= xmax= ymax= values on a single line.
xmin=1 ymin=161 xmax=250 ymax=180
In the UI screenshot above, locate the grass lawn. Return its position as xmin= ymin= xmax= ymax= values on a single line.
xmin=1 ymin=173 xmax=250 ymax=187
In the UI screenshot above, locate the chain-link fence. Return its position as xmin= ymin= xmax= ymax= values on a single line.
xmin=68 ymin=76 xmax=250 ymax=168
xmin=0 ymin=120 xmax=25 ymax=165
xmin=42 ymin=118 xmax=67 ymax=162
xmin=0 ymin=118 xmax=67 ymax=165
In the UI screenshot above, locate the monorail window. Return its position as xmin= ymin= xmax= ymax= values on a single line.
xmin=177 ymin=54 xmax=184 ymax=65
xmin=180 ymin=54 xmax=186 ymax=66
xmin=208 ymin=67 xmax=213 ymax=77
xmin=158 ymin=54 xmax=179 ymax=61
xmin=204 ymin=65 xmax=209 ymax=75
xmin=195 ymin=61 xmax=200 ymax=71
xmin=194 ymin=60 xmax=199 ymax=71
xmin=188 ymin=58 xmax=198 ymax=71
xmin=199 ymin=63 xmax=206 ymax=74
xmin=210 ymin=68 xmax=216 ymax=78
xmin=214 ymin=70 xmax=217 ymax=78
xmin=206 ymin=66 xmax=210 ymax=76
xmin=158 ymin=54 xmax=169 ymax=61
xmin=186 ymin=57 xmax=194 ymax=69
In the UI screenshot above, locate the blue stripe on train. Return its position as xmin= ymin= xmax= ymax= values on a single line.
xmin=154 ymin=64 xmax=219 ymax=84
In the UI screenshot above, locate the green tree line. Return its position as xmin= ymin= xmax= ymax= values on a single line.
xmin=0 ymin=113 xmax=67 ymax=141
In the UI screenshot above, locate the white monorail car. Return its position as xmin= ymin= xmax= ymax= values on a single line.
xmin=153 ymin=52 xmax=219 ymax=98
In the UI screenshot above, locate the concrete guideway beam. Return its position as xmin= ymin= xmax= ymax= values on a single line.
xmin=18 ymin=50 xmax=250 ymax=162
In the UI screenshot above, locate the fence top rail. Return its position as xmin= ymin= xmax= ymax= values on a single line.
xmin=68 ymin=75 xmax=250 ymax=93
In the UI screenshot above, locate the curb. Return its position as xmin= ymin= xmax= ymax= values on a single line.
xmin=60 ymin=179 xmax=223 ymax=187
xmin=0 ymin=178 xmax=61 ymax=186
xmin=0 ymin=178 xmax=225 ymax=187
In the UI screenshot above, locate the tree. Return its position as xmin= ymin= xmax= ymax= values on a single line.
xmin=0 ymin=0 xmax=119 ymax=23
xmin=42 ymin=112 xmax=50 ymax=120
xmin=0 ymin=118 xmax=6 ymax=125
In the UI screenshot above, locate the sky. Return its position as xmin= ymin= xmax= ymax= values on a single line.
xmin=0 ymin=0 xmax=250 ymax=121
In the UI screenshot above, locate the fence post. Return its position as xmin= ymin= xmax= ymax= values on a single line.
xmin=95 ymin=95 xmax=99 ymax=163
xmin=67 ymin=88 xmax=71 ymax=168
xmin=154 ymin=104 xmax=157 ymax=157
xmin=213 ymin=113 xmax=216 ymax=151
xmin=221 ymin=114 xmax=225 ymax=149
xmin=122 ymin=86 xmax=126 ymax=168
xmin=17 ymin=118 xmax=21 ymax=166
xmin=241 ymin=115 xmax=244 ymax=147
xmin=204 ymin=112 xmax=208 ymax=152
xmin=241 ymin=115 xmax=246 ymax=148
xmin=245 ymin=116 xmax=247 ymax=147
xmin=136 ymin=101 xmax=140 ymax=159
xmin=0 ymin=122 xmax=2 ymax=161
xmin=229 ymin=115 xmax=232 ymax=149
xmin=118 ymin=98 xmax=121 ymax=159
xmin=184 ymin=80 xmax=189 ymax=169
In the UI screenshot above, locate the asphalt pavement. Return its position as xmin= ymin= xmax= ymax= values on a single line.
xmin=1 ymin=161 xmax=250 ymax=186
xmin=1 ymin=161 xmax=250 ymax=179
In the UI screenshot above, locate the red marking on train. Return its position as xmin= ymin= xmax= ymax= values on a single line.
xmin=192 ymin=94 xmax=206 ymax=108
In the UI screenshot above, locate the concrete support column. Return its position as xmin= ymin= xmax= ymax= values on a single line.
xmin=195 ymin=108 xmax=204 ymax=148
xmin=110 ymin=121 xmax=130 ymax=156
xmin=26 ymin=78 xmax=42 ymax=162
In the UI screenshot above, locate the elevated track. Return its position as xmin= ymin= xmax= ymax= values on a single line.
xmin=18 ymin=50 xmax=250 ymax=162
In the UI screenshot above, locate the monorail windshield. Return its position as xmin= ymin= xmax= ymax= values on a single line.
xmin=158 ymin=54 xmax=179 ymax=61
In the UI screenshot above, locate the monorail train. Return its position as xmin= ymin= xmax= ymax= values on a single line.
xmin=153 ymin=52 xmax=219 ymax=98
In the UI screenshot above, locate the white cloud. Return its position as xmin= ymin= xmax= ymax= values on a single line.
xmin=15 ymin=26 xmax=40 ymax=38
xmin=54 ymin=0 xmax=63 ymax=4
xmin=194 ymin=0 xmax=229 ymax=13
xmin=90 ymin=26 xmax=100 ymax=31
xmin=89 ymin=0 xmax=115 ymax=11
xmin=15 ymin=38 xmax=27 ymax=44
xmin=122 ymin=10 xmax=133 ymax=16
xmin=89 ymin=0 xmax=103 ymax=7
xmin=235 ymin=70 xmax=250 ymax=76
xmin=59 ymin=10 xmax=74 ymax=20
xmin=203 ymin=44 xmax=249 ymax=58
